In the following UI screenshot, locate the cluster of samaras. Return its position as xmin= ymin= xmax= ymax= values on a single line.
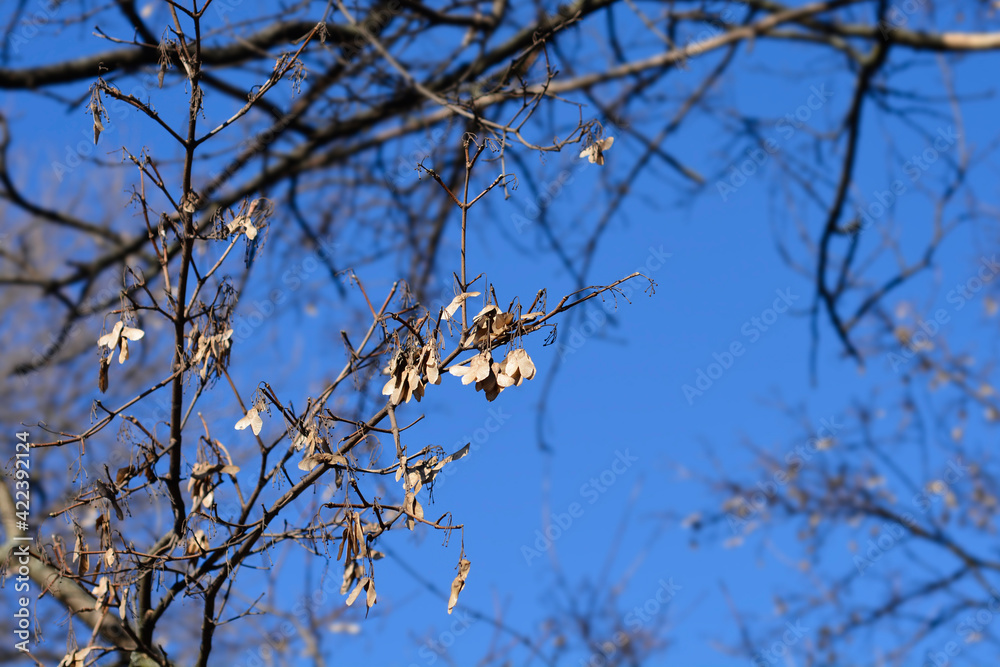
xmin=382 ymin=299 xmax=542 ymax=404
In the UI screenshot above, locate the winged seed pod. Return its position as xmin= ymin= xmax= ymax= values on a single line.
xmin=382 ymin=363 xmax=422 ymax=405
xmin=419 ymin=340 xmax=442 ymax=385
xmin=443 ymin=291 xmax=481 ymax=319
xmin=235 ymin=407 xmax=263 ymax=435
xmin=501 ymin=348 xmax=536 ymax=386
xmin=448 ymin=351 xmax=493 ymax=386
xmin=448 ymin=558 xmax=471 ymax=614
xmin=448 ymin=349 xmax=536 ymax=401
xmin=470 ymin=305 xmax=515 ymax=346
xmin=579 ymin=136 xmax=614 ymax=165
xmin=477 ymin=362 xmax=504 ymax=401
xmin=98 ymin=320 xmax=146 ymax=365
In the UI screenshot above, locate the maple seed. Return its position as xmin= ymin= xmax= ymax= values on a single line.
xmin=381 ymin=339 xmax=445 ymax=406
xmin=448 ymin=351 xmax=493 ymax=385
xmin=98 ymin=320 xmax=146 ymax=365
xmin=475 ymin=362 xmax=503 ymax=401
xmin=448 ymin=558 xmax=472 ymax=614
xmin=421 ymin=341 xmax=441 ymax=385
xmin=235 ymin=407 xmax=263 ymax=435
xmin=579 ymin=136 xmax=614 ymax=165
xmin=444 ymin=291 xmax=481 ymax=319
xmin=470 ymin=305 xmax=514 ymax=345
xmin=449 ymin=348 xmax=537 ymax=401
xmin=502 ymin=348 xmax=536 ymax=386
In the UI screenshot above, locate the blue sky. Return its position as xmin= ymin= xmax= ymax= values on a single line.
xmin=5 ymin=1 xmax=1000 ymax=665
